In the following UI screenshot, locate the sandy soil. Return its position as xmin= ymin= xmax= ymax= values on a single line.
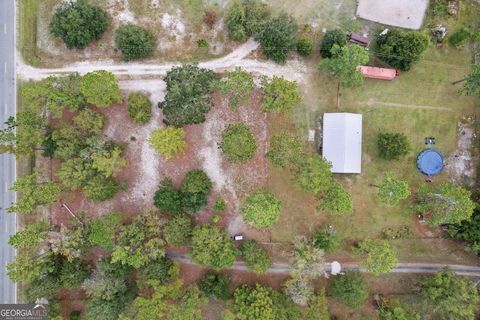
xmin=445 ymin=121 xmax=477 ymax=186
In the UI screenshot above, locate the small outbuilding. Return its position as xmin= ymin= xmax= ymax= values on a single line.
xmin=349 ymin=32 xmax=371 ymax=48
xmin=322 ymin=113 xmax=362 ymax=174
xmin=358 ymin=66 xmax=400 ymax=80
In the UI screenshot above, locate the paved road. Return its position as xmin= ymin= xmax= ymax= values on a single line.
xmin=167 ymin=252 xmax=480 ymax=277
xmin=0 ymin=0 xmax=17 ymax=304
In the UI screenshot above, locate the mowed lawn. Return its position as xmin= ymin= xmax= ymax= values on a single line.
xmin=268 ymin=46 xmax=478 ymax=264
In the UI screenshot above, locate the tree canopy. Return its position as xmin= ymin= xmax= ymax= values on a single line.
xmin=240 ymin=240 xmax=272 ymax=273
xmin=261 ymin=76 xmax=301 ymax=113
xmin=255 ymin=14 xmax=298 ymax=63
xmin=378 ymin=299 xmax=420 ymax=320
xmin=241 ymin=191 xmax=281 ymax=228
xmin=198 ymin=272 xmax=231 ymax=300
xmin=81 ymin=70 xmax=122 ymax=108
xmin=357 ymin=238 xmax=398 ymax=275
xmin=164 ymin=214 xmax=193 ymax=246
xmin=115 ymin=24 xmax=155 ymax=61
xmin=217 ymin=68 xmax=255 ymax=109
xmin=447 ymin=209 xmax=480 ymax=253
xmin=127 ymin=92 xmax=152 ymax=124
xmin=330 ymin=272 xmax=369 ymax=309
xmin=88 ymin=212 xmax=123 ymax=250
xmin=148 ymin=127 xmax=185 ymax=160
xmin=219 ymin=123 xmax=257 ymax=163
xmin=377 ymin=172 xmax=410 ymax=206
xmin=377 ymin=132 xmax=410 ymax=160
xmin=289 ymin=236 xmax=325 ymax=279
xmin=267 ymin=132 xmax=302 ymax=168
xmin=224 ymin=0 xmax=271 ymax=41
xmin=320 ymin=29 xmax=348 ymax=58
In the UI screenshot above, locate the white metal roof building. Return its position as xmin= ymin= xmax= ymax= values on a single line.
xmin=322 ymin=113 xmax=362 ymax=174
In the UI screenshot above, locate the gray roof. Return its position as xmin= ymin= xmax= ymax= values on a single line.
xmin=322 ymin=113 xmax=362 ymax=173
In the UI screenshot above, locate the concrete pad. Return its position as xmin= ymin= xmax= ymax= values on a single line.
xmin=356 ymin=0 xmax=429 ymax=30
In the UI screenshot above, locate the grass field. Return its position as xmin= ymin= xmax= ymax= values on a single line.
xmin=18 ymin=0 xmax=39 ymax=66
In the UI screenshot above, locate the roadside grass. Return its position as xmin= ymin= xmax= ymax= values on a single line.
xmin=18 ymin=0 xmax=39 ymax=66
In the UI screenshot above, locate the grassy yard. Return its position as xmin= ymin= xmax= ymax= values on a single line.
xmin=18 ymin=0 xmax=39 ymax=66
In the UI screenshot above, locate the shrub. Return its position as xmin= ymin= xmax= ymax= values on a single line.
xmin=69 ymin=311 xmax=81 ymax=320
xmin=330 ymin=272 xmax=369 ymax=309
xmin=255 ymin=14 xmax=298 ymax=63
xmin=240 ymin=240 xmax=272 ymax=273
xmin=198 ymin=272 xmax=231 ymax=300
xmin=203 ymin=10 xmax=218 ymax=28
xmin=217 ymin=68 xmax=255 ymax=109
xmin=449 ymin=26 xmax=472 ymax=48
xmin=225 ymin=0 xmax=271 ymax=41
xmin=50 ymin=0 xmax=108 ymax=49
xmin=153 ymin=178 xmax=184 ymax=215
xmin=182 ymin=170 xmax=212 ymax=194
xmin=81 ymin=70 xmax=122 ymax=108
xmin=313 ymin=226 xmax=340 ymax=253
xmin=320 ymin=29 xmax=347 ymax=58
xmin=241 ymin=191 xmax=281 ymax=228
xmin=219 ymin=123 xmax=257 ymax=163
xmin=164 ymin=214 xmax=193 ymax=245
xmin=377 ymin=172 xmax=410 ymax=206
xmin=83 ymin=176 xmax=119 ymax=202
xmin=283 ymin=277 xmax=314 ymax=306
xmin=317 ymin=180 xmax=353 ymax=214
xmin=196 ymin=39 xmax=209 ymax=48
xmin=377 ymin=132 xmax=410 ymax=160
xmin=127 ymin=92 xmax=151 ymax=124
xmin=214 ymin=198 xmax=227 ymax=212
xmin=191 ymin=223 xmax=236 ymax=269
xmin=261 ymin=76 xmax=301 ymax=113
xmin=115 ymin=24 xmax=154 ymax=61
xmin=267 ymin=132 xmax=302 ymax=168
xmin=296 ymin=38 xmax=313 ymax=56
xmin=212 ymin=215 xmax=221 ymax=223
xmin=148 ymin=127 xmax=186 ymax=160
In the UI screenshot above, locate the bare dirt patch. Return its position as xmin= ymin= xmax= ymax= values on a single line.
xmin=445 ymin=121 xmax=477 ymax=186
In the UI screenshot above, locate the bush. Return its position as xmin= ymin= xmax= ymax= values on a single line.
xmin=317 ymin=180 xmax=353 ymax=215
xmin=50 ymin=0 xmax=108 ymax=49
xmin=212 ymin=215 xmax=221 ymax=223
xmin=330 ymin=272 xmax=369 ymax=309
xmin=198 ymin=272 xmax=231 ymax=300
xmin=164 ymin=214 xmax=193 ymax=245
xmin=83 ymin=176 xmax=119 ymax=201
xmin=217 ymin=68 xmax=255 ymax=109
xmin=219 ymin=123 xmax=257 ymax=163
xmin=203 ymin=10 xmax=218 ymax=28
xmin=115 ymin=24 xmax=154 ymax=60
xmin=153 ymin=178 xmax=184 ymax=215
xmin=255 ymin=14 xmax=298 ymax=63
xmin=148 ymin=127 xmax=185 ymax=160
xmin=261 ymin=76 xmax=301 ymax=113
xmin=196 ymin=39 xmax=209 ymax=48
xmin=225 ymin=0 xmax=271 ymax=41
xmin=267 ymin=132 xmax=302 ymax=167
xmin=182 ymin=170 xmax=212 ymax=194
xmin=283 ymin=277 xmax=314 ymax=306
xmin=240 ymin=240 xmax=272 ymax=273
xmin=214 ymin=198 xmax=227 ymax=212
xmin=313 ymin=226 xmax=340 ymax=253
xmin=81 ymin=70 xmax=122 ymax=108
xmin=296 ymin=38 xmax=314 ymax=56
xmin=127 ymin=92 xmax=151 ymax=124
xmin=377 ymin=132 xmax=410 ymax=160
xmin=449 ymin=26 xmax=472 ymax=48
xmin=242 ymin=191 xmax=281 ymax=228
xmin=320 ymin=29 xmax=347 ymax=58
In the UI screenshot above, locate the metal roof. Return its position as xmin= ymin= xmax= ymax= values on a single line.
xmin=322 ymin=113 xmax=362 ymax=174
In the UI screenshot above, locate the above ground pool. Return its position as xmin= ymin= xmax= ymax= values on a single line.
xmin=417 ymin=149 xmax=444 ymax=176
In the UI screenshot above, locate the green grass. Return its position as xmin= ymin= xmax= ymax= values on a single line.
xmin=18 ymin=0 xmax=40 ymax=66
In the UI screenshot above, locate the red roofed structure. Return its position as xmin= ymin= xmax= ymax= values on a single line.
xmin=358 ymin=66 xmax=400 ymax=80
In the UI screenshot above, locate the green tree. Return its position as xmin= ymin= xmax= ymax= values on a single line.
xmin=319 ymin=44 xmax=369 ymax=87
xmin=169 ymin=287 xmax=207 ymax=320
xmin=376 ymin=30 xmax=429 ymax=71
xmin=289 ymin=236 xmax=325 ymax=279
xmin=57 ymin=158 xmax=95 ymax=190
xmin=51 ymin=126 xmax=85 ymax=161
xmin=267 ymin=132 xmax=302 ymax=168
xmin=92 ymin=147 xmax=128 ymax=177
xmin=313 ymin=226 xmax=341 ymax=253
xmin=449 ymin=26 xmax=472 ymax=47
xmin=304 ymin=288 xmax=330 ymax=320
xmin=296 ymin=38 xmax=314 ymax=56
xmin=164 ymin=214 xmax=193 ymax=245
xmin=148 ymin=127 xmax=186 ymax=159
xmin=161 ymin=64 xmax=218 ymax=127
xmin=330 ymin=272 xmax=369 ymax=309
xmin=8 ymin=173 xmax=61 ymax=214
xmin=377 ymin=132 xmax=410 ymax=160
xmin=191 ymin=223 xmax=236 ymax=270
xmin=317 ymin=179 xmax=352 ymax=214
xmin=214 ymin=198 xmax=227 ymax=211
xmin=357 ymin=238 xmax=398 ymax=275
xmin=83 ymin=176 xmax=119 ymax=201
xmin=295 ymin=155 xmax=332 ymax=194
xmin=89 ymin=212 xmax=123 ymax=250
xmin=115 ymin=24 xmax=155 ymax=60
xmin=240 ymin=240 xmax=272 ymax=273
xmin=0 ymin=113 xmax=45 ymax=155
xmin=255 ymin=14 xmax=297 ymax=63
xmin=198 ymin=272 xmax=231 ymax=300
xmin=224 ymin=0 xmax=271 ymax=41
xmin=8 ymin=222 xmax=48 ymax=249
xmin=261 ymin=76 xmax=301 ymax=113
xmin=217 ymin=68 xmax=255 ymax=109
xmin=127 ymin=92 xmax=152 ymax=124
xmin=138 ymin=257 xmax=178 ymax=284
xmin=220 ymin=123 xmax=257 ymax=163
xmin=448 ymin=209 xmax=480 ymax=253
xmin=182 ymin=191 xmax=208 ymax=213
xmin=416 ymin=182 xmax=475 ymax=226
xmin=377 ymin=172 xmax=410 ymax=205
xmin=73 ymin=108 xmax=105 ymax=134
xmin=241 ymin=191 xmax=281 ymax=228
xmin=50 ymin=0 xmax=108 ymax=49
xmin=283 ymin=277 xmax=314 ymax=306
xmin=320 ymin=29 xmax=348 ymax=58
xmin=378 ymin=299 xmax=420 ymax=320
xmin=461 ymin=64 xmax=480 ymax=100
xmin=81 ymin=70 xmax=122 ymax=108
xmin=182 ymin=169 xmax=212 ymax=194
xmin=154 ymin=178 xmax=184 ymax=215
xmin=419 ymin=268 xmax=479 ymax=320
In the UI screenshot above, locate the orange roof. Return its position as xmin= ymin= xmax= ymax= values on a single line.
xmin=358 ymin=66 xmax=399 ymax=80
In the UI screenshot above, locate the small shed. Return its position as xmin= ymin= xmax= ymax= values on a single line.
xmin=358 ymin=66 xmax=400 ymax=80
xmin=322 ymin=113 xmax=362 ymax=174
xmin=349 ymin=32 xmax=371 ymax=47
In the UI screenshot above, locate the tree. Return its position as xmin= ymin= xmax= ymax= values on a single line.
xmin=164 ymin=214 xmax=193 ymax=245
xmin=138 ymin=257 xmax=178 ymax=284
xmin=224 ymin=0 xmax=271 ymax=41
xmin=92 ymin=147 xmax=128 ymax=177
xmin=289 ymin=236 xmax=325 ymax=279
xmin=182 ymin=191 xmax=208 ymax=213
xmin=419 ymin=268 xmax=479 ymax=320
xmin=57 ymin=158 xmax=95 ymax=190
xmin=320 ymin=29 xmax=348 ymax=58
xmin=51 ymin=126 xmax=85 ymax=161
xmin=8 ymin=222 xmax=48 ymax=249
xmin=73 ymin=108 xmax=105 ymax=134
xmin=198 ymin=272 xmax=231 ymax=300
xmin=261 ymin=76 xmax=301 ymax=113
xmin=217 ymin=68 xmax=255 ymax=109
xmin=377 ymin=172 xmax=410 ymax=205
xmin=234 ymin=284 xmax=301 ymax=320
xmin=83 ymin=176 xmax=119 ymax=202
xmin=295 ymin=155 xmax=333 ymax=194
xmin=267 ymin=132 xmax=302 ymax=168
xmin=376 ymin=30 xmax=429 ymax=71
xmin=161 ymin=64 xmax=218 ymax=127
xmin=317 ymin=180 xmax=352 ymax=214
xmin=304 ymin=288 xmax=330 ymax=320
xmin=127 ymin=92 xmax=152 ymax=124
xmin=115 ymin=24 xmax=155 ymax=60
xmin=255 ymin=14 xmax=297 ymax=63
xmin=169 ymin=287 xmax=207 ymax=320
xmin=416 ymin=182 xmax=475 ymax=226
xmin=319 ymin=44 xmax=369 ymax=87
xmin=240 ymin=240 xmax=272 ymax=273
xmin=357 ymin=238 xmax=398 ymax=275
xmin=8 ymin=173 xmax=61 ymax=214
xmin=283 ymin=277 xmax=314 ymax=306
xmin=377 ymin=132 xmax=410 ymax=160
xmin=378 ymin=299 xmax=420 ymax=320
xmin=461 ymin=63 xmax=480 ymax=100
xmin=50 ymin=0 xmax=108 ymax=49
xmin=313 ymin=226 xmax=341 ymax=253
xmin=154 ymin=178 xmax=184 ymax=215
xmin=0 ymin=113 xmax=45 ymax=155
xmin=330 ymin=272 xmax=369 ymax=309
xmin=296 ymin=38 xmax=313 ymax=56
xmin=81 ymin=70 xmax=122 ymax=108
xmin=148 ymin=127 xmax=186 ymax=160
xmin=191 ymin=223 xmax=236 ymax=270
xmin=220 ymin=123 xmax=257 ymax=163
xmin=448 ymin=209 xmax=480 ymax=253
xmin=241 ymin=191 xmax=281 ymax=228
xmin=182 ymin=169 xmax=212 ymax=194
xmin=89 ymin=212 xmax=123 ymax=250
xmin=214 ymin=198 xmax=227 ymax=211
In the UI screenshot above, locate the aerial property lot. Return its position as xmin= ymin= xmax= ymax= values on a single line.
xmin=356 ymin=0 xmax=429 ymax=29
